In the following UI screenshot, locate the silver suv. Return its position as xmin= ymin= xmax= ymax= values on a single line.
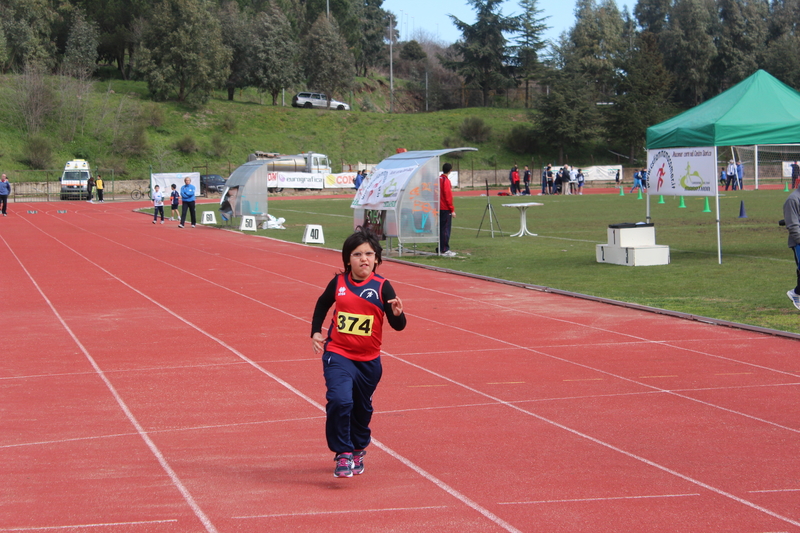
xmin=292 ymin=92 xmax=350 ymax=111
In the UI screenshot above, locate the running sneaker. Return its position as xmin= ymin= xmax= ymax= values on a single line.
xmin=334 ymin=453 xmax=353 ymax=478
xmin=352 ymin=450 xmax=366 ymax=475
xmin=443 ymin=250 xmax=457 ymax=257
xmin=178 ymin=224 xmax=184 ymax=228
xmin=787 ymin=290 xmax=800 ymax=310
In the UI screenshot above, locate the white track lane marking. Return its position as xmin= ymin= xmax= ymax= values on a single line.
xmin=411 ymin=314 xmax=800 ymax=436
xmin=382 ymin=349 xmax=800 ymax=529
xmin=0 ymin=234 xmax=219 ymax=533
xmin=0 ymin=519 xmax=177 ymax=531
xmin=232 ymin=505 xmax=448 ymax=519
xmin=27 ymin=210 xmax=800 ymax=530
xmin=14 ymin=218 xmax=524 ymax=533
xmin=0 ymin=520 xmax=177 ymax=531
xmin=498 ymin=493 xmax=700 ymax=505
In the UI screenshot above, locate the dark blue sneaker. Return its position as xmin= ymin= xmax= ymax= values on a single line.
xmin=334 ymin=453 xmax=353 ymax=478
xmin=352 ymin=450 xmax=366 ymax=475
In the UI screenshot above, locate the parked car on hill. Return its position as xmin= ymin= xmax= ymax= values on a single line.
xmin=292 ymin=92 xmax=350 ymax=111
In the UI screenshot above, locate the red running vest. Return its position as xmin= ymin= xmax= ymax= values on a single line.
xmin=325 ymin=273 xmax=387 ymax=362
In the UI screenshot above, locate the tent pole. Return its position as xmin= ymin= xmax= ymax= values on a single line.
xmin=646 ymin=189 xmax=651 ymax=224
xmin=715 ymin=147 xmax=722 ymax=264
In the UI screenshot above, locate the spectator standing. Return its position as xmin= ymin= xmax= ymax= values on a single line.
xmin=569 ymin=166 xmax=578 ymax=195
xmin=438 ymin=163 xmax=456 ymax=256
xmin=353 ymin=170 xmax=364 ymax=190
xmin=169 ymin=184 xmax=180 ymax=221
xmin=152 ymin=185 xmax=165 ymax=224
xmin=95 ymin=175 xmax=105 ymax=202
xmin=0 ymin=174 xmax=10 ymax=216
xmin=725 ymin=160 xmax=737 ymax=191
xmin=178 ymin=177 xmax=197 ymax=228
xmin=792 ymin=161 xmax=800 ymax=189
xmin=86 ymin=175 xmax=95 ymax=203
xmin=546 ymin=165 xmax=554 ymax=194
xmin=539 ymin=166 xmax=548 ymax=195
xmin=736 ymin=160 xmax=744 ymax=190
xmin=615 ymin=169 xmax=620 ymax=189
xmin=783 ymin=180 xmax=800 ymax=310
xmin=576 ymin=169 xmax=585 ymax=195
xmin=511 ymin=166 xmax=520 ymax=196
xmin=630 ymin=169 xmax=643 ymax=194
xmin=509 ymin=165 xmax=518 ymax=195
xmin=640 ymin=169 xmax=648 ymax=192
xmin=522 ymin=165 xmax=531 ymax=195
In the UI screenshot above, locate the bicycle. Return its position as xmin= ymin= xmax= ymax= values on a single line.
xmin=131 ymin=185 xmax=151 ymax=201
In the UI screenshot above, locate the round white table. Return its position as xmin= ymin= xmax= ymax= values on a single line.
xmin=501 ymin=202 xmax=543 ymax=237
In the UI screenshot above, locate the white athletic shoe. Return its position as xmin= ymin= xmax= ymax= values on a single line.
xmin=787 ymin=290 xmax=800 ymax=310
xmin=443 ymin=250 xmax=457 ymax=257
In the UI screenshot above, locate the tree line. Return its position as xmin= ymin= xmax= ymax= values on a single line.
xmin=1 ymin=0 xmax=799 ymax=164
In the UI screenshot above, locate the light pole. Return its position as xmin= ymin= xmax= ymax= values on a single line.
xmin=389 ymin=14 xmax=394 ymax=114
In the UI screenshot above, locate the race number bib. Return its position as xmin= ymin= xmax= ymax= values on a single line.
xmin=336 ymin=311 xmax=373 ymax=336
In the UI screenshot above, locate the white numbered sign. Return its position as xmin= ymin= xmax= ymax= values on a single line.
xmin=240 ymin=215 xmax=257 ymax=231
xmin=302 ymin=224 xmax=325 ymax=244
xmin=202 ymin=211 xmax=217 ymax=225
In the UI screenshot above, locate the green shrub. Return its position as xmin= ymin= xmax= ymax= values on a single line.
xmin=460 ymin=117 xmax=492 ymax=143
xmin=208 ymin=133 xmax=229 ymax=158
xmin=175 ymin=135 xmax=198 ymax=154
xmin=22 ymin=136 xmax=53 ymax=170
xmin=505 ymin=124 xmax=538 ymax=154
xmin=220 ymin=113 xmax=236 ymax=134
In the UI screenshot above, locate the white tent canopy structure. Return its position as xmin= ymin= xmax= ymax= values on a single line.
xmin=351 ymin=148 xmax=476 ymax=254
xmin=219 ymin=160 xmax=271 ymax=222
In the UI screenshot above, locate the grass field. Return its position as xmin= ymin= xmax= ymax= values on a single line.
xmin=187 ymin=188 xmax=799 ymax=334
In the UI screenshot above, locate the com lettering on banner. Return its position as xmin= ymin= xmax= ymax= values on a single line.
xmin=647 ymin=147 xmax=717 ymax=197
xmin=324 ymin=173 xmax=356 ymax=188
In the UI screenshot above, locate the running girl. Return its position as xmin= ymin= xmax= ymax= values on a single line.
xmin=311 ymin=227 xmax=407 ymax=478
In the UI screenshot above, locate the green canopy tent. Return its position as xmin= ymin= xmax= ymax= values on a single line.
xmin=646 ymin=70 xmax=800 ymax=263
xmin=647 ymin=69 xmax=800 ymax=149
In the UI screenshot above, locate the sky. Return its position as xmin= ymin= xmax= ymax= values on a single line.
xmin=380 ymin=0 xmax=582 ymax=46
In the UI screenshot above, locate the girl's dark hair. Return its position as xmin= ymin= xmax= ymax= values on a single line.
xmin=342 ymin=226 xmax=382 ymax=274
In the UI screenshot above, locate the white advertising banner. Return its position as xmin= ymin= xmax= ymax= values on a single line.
xmin=151 ymin=172 xmax=200 ymax=194
xmin=325 ymin=173 xmax=356 ymax=188
xmin=647 ymin=147 xmax=717 ymax=196
xmin=582 ymin=165 xmax=622 ymax=182
xmin=351 ymin=165 xmax=418 ymax=209
xmin=267 ymin=172 xmax=324 ymax=189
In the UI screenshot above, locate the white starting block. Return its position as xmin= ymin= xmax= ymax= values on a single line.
xmin=596 ymin=223 xmax=670 ymax=266
xmin=202 ymin=211 xmax=217 ymax=225
xmin=302 ymin=224 xmax=325 ymax=244
xmin=239 ymin=215 xmax=257 ymax=231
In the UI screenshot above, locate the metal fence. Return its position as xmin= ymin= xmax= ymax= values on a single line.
xmin=2 ymin=169 xmax=117 ymax=202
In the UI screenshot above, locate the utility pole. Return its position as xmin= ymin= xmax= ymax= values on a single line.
xmin=389 ymin=14 xmax=394 ymax=114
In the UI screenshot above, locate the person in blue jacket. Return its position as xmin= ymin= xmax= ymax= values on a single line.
xmin=0 ymin=174 xmax=10 ymax=216
xmin=178 ymin=176 xmax=197 ymax=228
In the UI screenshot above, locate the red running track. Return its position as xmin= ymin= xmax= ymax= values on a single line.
xmin=1 ymin=201 xmax=799 ymax=532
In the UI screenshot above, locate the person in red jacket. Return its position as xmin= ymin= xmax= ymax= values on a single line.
xmin=438 ymin=162 xmax=456 ymax=256
xmin=311 ymin=227 xmax=407 ymax=477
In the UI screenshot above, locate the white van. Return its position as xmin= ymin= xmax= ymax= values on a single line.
xmin=60 ymin=160 xmax=91 ymax=200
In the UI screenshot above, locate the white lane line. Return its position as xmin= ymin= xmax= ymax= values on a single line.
xmin=16 ymin=221 xmax=524 ymax=533
xmin=36 ymin=210 xmax=800 ymax=530
xmin=232 ymin=505 xmax=448 ymax=519
xmin=384 ymin=349 xmax=800 ymax=529
xmin=0 ymin=520 xmax=178 ymax=531
xmin=499 ymin=493 xmax=700 ymax=505
xmin=0 ymin=234 xmax=219 ymax=533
